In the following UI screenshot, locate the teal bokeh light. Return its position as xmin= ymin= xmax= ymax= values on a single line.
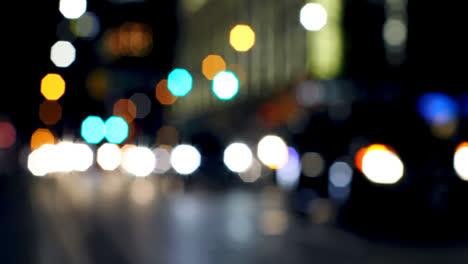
xmin=104 ymin=116 xmax=129 ymax=144
xmin=168 ymin=68 xmax=193 ymax=96
xmin=81 ymin=116 xmax=105 ymax=144
xmin=212 ymin=71 xmax=239 ymax=100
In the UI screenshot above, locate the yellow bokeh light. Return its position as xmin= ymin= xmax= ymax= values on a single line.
xmin=230 ymin=24 xmax=255 ymax=52
xmin=156 ymin=79 xmax=178 ymax=105
xmin=202 ymin=55 xmax=226 ymax=80
xmin=40 ymin=73 xmax=65 ymax=101
xmin=30 ymin=128 xmax=55 ymax=150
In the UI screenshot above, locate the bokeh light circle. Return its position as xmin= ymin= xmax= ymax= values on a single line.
xmin=97 ymin=143 xmax=121 ymax=171
xmin=202 ymin=55 xmax=226 ymax=80
xmin=0 ymin=122 xmax=16 ymax=149
xmin=50 ymin=41 xmax=76 ymax=68
xmin=276 ymin=147 xmax=301 ymax=190
xmin=223 ymin=142 xmax=253 ymax=173
xmin=417 ymin=92 xmax=459 ymax=125
xmin=70 ymin=11 xmax=100 ymax=38
xmin=212 ymin=71 xmax=239 ymax=100
xmin=168 ymin=69 xmax=193 ymax=97
xmin=104 ymin=116 xmax=129 ymax=144
xmin=360 ymin=145 xmax=404 ymax=184
xmin=229 ymin=25 xmax=256 ymax=52
xmin=41 ymin=73 xmax=66 ymax=101
xmin=454 ymin=142 xmax=468 ymax=181
xmin=81 ymin=116 xmax=105 ymax=144
xmin=59 ymin=0 xmax=87 ymax=19
xmin=122 ymin=146 xmax=156 ymax=177
xmin=170 ymin=144 xmax=201 ymax=175
xmin=257 ymin=135 xmax=289 ymax=169
xmin=300 ymin=3 xmax=328 ymax=31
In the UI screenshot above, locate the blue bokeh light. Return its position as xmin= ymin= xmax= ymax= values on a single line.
xmin=168 ymin=68 xmax=193 ymax=97
xmin=417 ymin=92 xmax=459 ymax=125
xmin=81 ymin=116 xmax=105 ymax=144
xmin=276 ymin=147 xmax=301 ymax=191
xmin=104 ymin=116 xmax=129 ymax=144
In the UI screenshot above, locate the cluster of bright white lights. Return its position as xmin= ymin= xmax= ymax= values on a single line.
xmin=35 ymin=138 xmax=468 ymax=189
xmin=361 ymin=148 xmax=404 ymax=184
xmin=121 ymin=146 xmax=156 ymax=177
xmin=28 ymin=142 xmax=93 ymax=176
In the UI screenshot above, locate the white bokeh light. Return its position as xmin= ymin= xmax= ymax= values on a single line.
xmin=122 ymin=146 xmax=156 ymax=177
xmin=153 ymin=147 xmax=171 ymax=174
xmin=257 ymin=135 xmax=288 ymax=169
xmin=72 ymin=143 xmax=94 ymax=172
xmin=300 ymin=3 xmax=328 ymax=31
xmin=50 ymin=41 xmax=76 ymax=68
xmin=239 ymin=158 xmax=262 ymax=183
xmin=27 ymin=144 xmax=58 ymax=176
xmin=223 ymin=142 xmax=253 ymax=173
xmin=454 ymin=144 xmax=468 ymax=181
xmin=212 ymin=71 xmax=239 ymax=100
xmin=55 ymin=142 xmax=76 ymax=172
xmin=28 ymin=142 xmax=93 ymax=175
xmin=59 ymin=0 xmax=87 ymax=19
xmin=28 ymin=148 xmax=48 ymax=176
xmin=170 ymin=144 xmax=201 ymax=175
xmin=362 ymin=148 xmax=404 ymax=184
xmin=97 ymin=143 xmax=122 ymax=171
xmin=383 ymin=18 xmax=407 ymax=47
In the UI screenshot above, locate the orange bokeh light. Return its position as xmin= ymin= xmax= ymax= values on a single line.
xmin=30 ymin=128 xmax=55 ymax=150
xmin=202 ymin=55 xmax=226 ymax=80
xmin=41 ymin=73 xmax=66 ymax=101
xmin=230 ymin=24 xmax=256 ymax=52
xmin=113 ymin=99 xmax=137 ymax=123
xmin=355 ymin=144 xmax=393 ymax=172
xmin=456 ymin=142 xmax=468 ymax=152
xmin=156 ymin=79 xmax=178 ymax=105
xmin=107 ymin=22 xmax=153 ymax=58
xmin=39 ymin=100 xmax=62 ymax=125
